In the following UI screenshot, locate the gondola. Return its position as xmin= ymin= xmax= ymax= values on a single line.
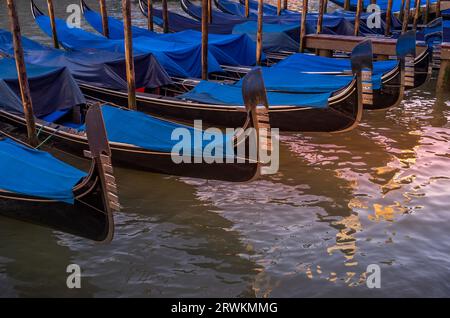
xmin=216 ymin=0 xmax=401 ymax=34
xmin=139 ymin=0 xmax=431 ymax=91
xmin=0 ymin=54 xmax=271 ymax=182
xmin=28 ymin=1 xmax=363 ymax=133
xmin=0 ymin=105 xmax=117 ymax=242
xmin=79 ymin=0 xmax=259 ymax=67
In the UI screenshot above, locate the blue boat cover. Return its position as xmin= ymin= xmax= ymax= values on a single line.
xmin=443 ymin=9 xmax=450 ymax=19
xmin=274 ymin=53 xmax=398 ymax=89
xmin=329 ymin=0 xmax=437 ymax=12
xmin=178 ymin=80 xmax=333 ymax=108
xmin=148 ymin=7 xmax=237 ymax=34
xmin=217 ymin=0 xmax=297 ymax=17
xmin=219 ymin=0 xmax=402 ymax=35
xmin=34 ymin=14 xmax=223 ymax=78
xmin=444 ymin=21 xmax=450 ymax=42
xmin=0 ymin=30 xmax=172 ymax=90
xmin=0 ymin=138 xmax=86 ymax=203
xmin=77 ymin=105 xmax=233 ymax=156
xmin=0 ymin=58 xmax=85 ymax=117
xmin=82 ymin=6 xmax=261 ymax=65
xmin=233 ymin=21 xmax=301 ymax=51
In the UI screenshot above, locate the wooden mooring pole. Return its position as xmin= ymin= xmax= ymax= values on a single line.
xmin=413 ymin=0 xmax=420 ymax=30
xmin=317 ymin=0 xmax=325 ymax=34
xmin=7 ymin=0 xmax=38 ymax=147
xmin=354 ymin=0 xmax=363 ymax=36
xmin=344 ymin=0 xmax=350 ymax=10
xmin=46 ymin=0 xmax=59 ymax=48
xmin=402 ymin=0 xmax=411 ymax=33
xmin=147 ymin=0 xmax=154 ymax=31
xmin=162 ymin=0 xmax=169 ymax=33
xmin=122 ymin=0 xmax=137 ymax=110
xmin=437 ymin=45 xmax=450 ymax=93
xmin=385 ymin=0 xmax=393 ymax=36
xmin=256 ymin=0 xmax=263 ymax=64
xmin=245 ymin=0 xmax=250 ymax=18
xmin=277 ymin=0 xmax=282 ymax=15
xmin=99 ymin=0 xmax=109 ymax=37
xmin=208 ymin=0 xmax=213 ymax=23
xmin=202 ymin=0 xmax=209 ymax=78
xmin=299 ymin=0 xmax=308 ymax=53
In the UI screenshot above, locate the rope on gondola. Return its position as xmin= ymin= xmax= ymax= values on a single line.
xmin=34 ymin=126 xmax=62 ymax=149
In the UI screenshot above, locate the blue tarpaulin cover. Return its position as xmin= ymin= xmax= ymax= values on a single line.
xmin=178 ymin=79 xmax=336 ymax=108
xmin=35 ymin=13 xmax=223 ymax=78
xmin=233 ymin=21 xmax=301 ymax=52
xmin=274 ymin=53 xmax=398 ymax=90
xmin=78 ymin=105 xmax=233 ymax=155
xmin=217 ymin=0 xmax=297 ymax=17
xmin=147 ymin=7 xmax=237 ymax=34
xmin=0 ymin=58 xmax=85 ymax=117
xmin=0 ymin=138 xmax=86 ymax=203
xmin=82 ymin=5 xmax=261 ymax=66
xmin=0 ymin=30 xmax=172 ymax=90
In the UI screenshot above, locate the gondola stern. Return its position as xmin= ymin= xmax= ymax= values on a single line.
xmin=84 ymin=104 xmax=119 ymax=243
xmin=241 ymin=68 xmax=273 ymax=180
xmin=350 ymin=39 xmax=373 ymax=122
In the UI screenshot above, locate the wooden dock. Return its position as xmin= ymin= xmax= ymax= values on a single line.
xmin=437 ymin=43 xmax=450 ymax=92
xmin=304 ymin=34 xmax=427 ymax=58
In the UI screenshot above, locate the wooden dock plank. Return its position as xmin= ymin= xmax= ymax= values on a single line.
xmin=305 ymin=34 xmax=427 ymax=56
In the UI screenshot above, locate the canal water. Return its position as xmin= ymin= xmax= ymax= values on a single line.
xmin=0 ymin=0 xmax=449 ymax=297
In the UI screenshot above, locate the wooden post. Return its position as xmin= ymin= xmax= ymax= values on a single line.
xmin=162 ymin=0 xmax=169 ymax=33
xmin=245 ymin=0 xmax=250 ymax=18
xmin=202 ymin=0 xmax=209 ymax=78
xmin=424 ymin=0 xmax=430 ymax=23
xmin=256 ymin=0 xmax=263 ymax=65
xmin=299 ymin=0 xmax=308 ymax=53
xmin=46 ymin=0 xmax=59 ymax=49
xmin=147 ymin=0 xmax=154 ymax=31
xmin=413 ymin=0 xmax=420 ymax=30
xmin=344 ymin=0 xmax=350 ymax=10
xmin=122 ymin=0 xmax=137 ymax=110
xmin=402 ymin=0 xmax=411 ymax=33
xmin=437 ymin=0 xmax=441 ymax=17
xmin=437 ymin=60 xmax=450 ymax=92
xmin=284 ymin=0 xmax=288 ymax=10
xmin=7 ymin=0 xmax=38 ymax=147
xmin=277 ymin=0 xmax=282 ymax=15
xmin=208 ymin=0 xmax=212 ymax=23
xmin=385 ymin=0 xmax=393 ymax=36
xmin=400 ymin=0 xmax=405 ymax=21
xmin=324 ymin=0 xmax=328 ymax=13
xmin=98 ymin=0 xmax=109 ymax=38
xmin=317 ymin=0 xmax=325 ymax=34
xmin=354 ymin=0 xmax=363 ymax=36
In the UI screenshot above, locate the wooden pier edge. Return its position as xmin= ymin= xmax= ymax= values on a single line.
xmin=304 ymin=34 xmax=427 ymax=58
xmin=437 ymin=44 xmax=450 ymax=93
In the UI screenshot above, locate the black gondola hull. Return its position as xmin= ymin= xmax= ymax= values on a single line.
xmin=0 ymin=163 xmax=113 ymax=242
xmin=79 ymin=80 xmax=361 ymax=133
xmin=0 ymin=112 xmax=260 ymax=183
